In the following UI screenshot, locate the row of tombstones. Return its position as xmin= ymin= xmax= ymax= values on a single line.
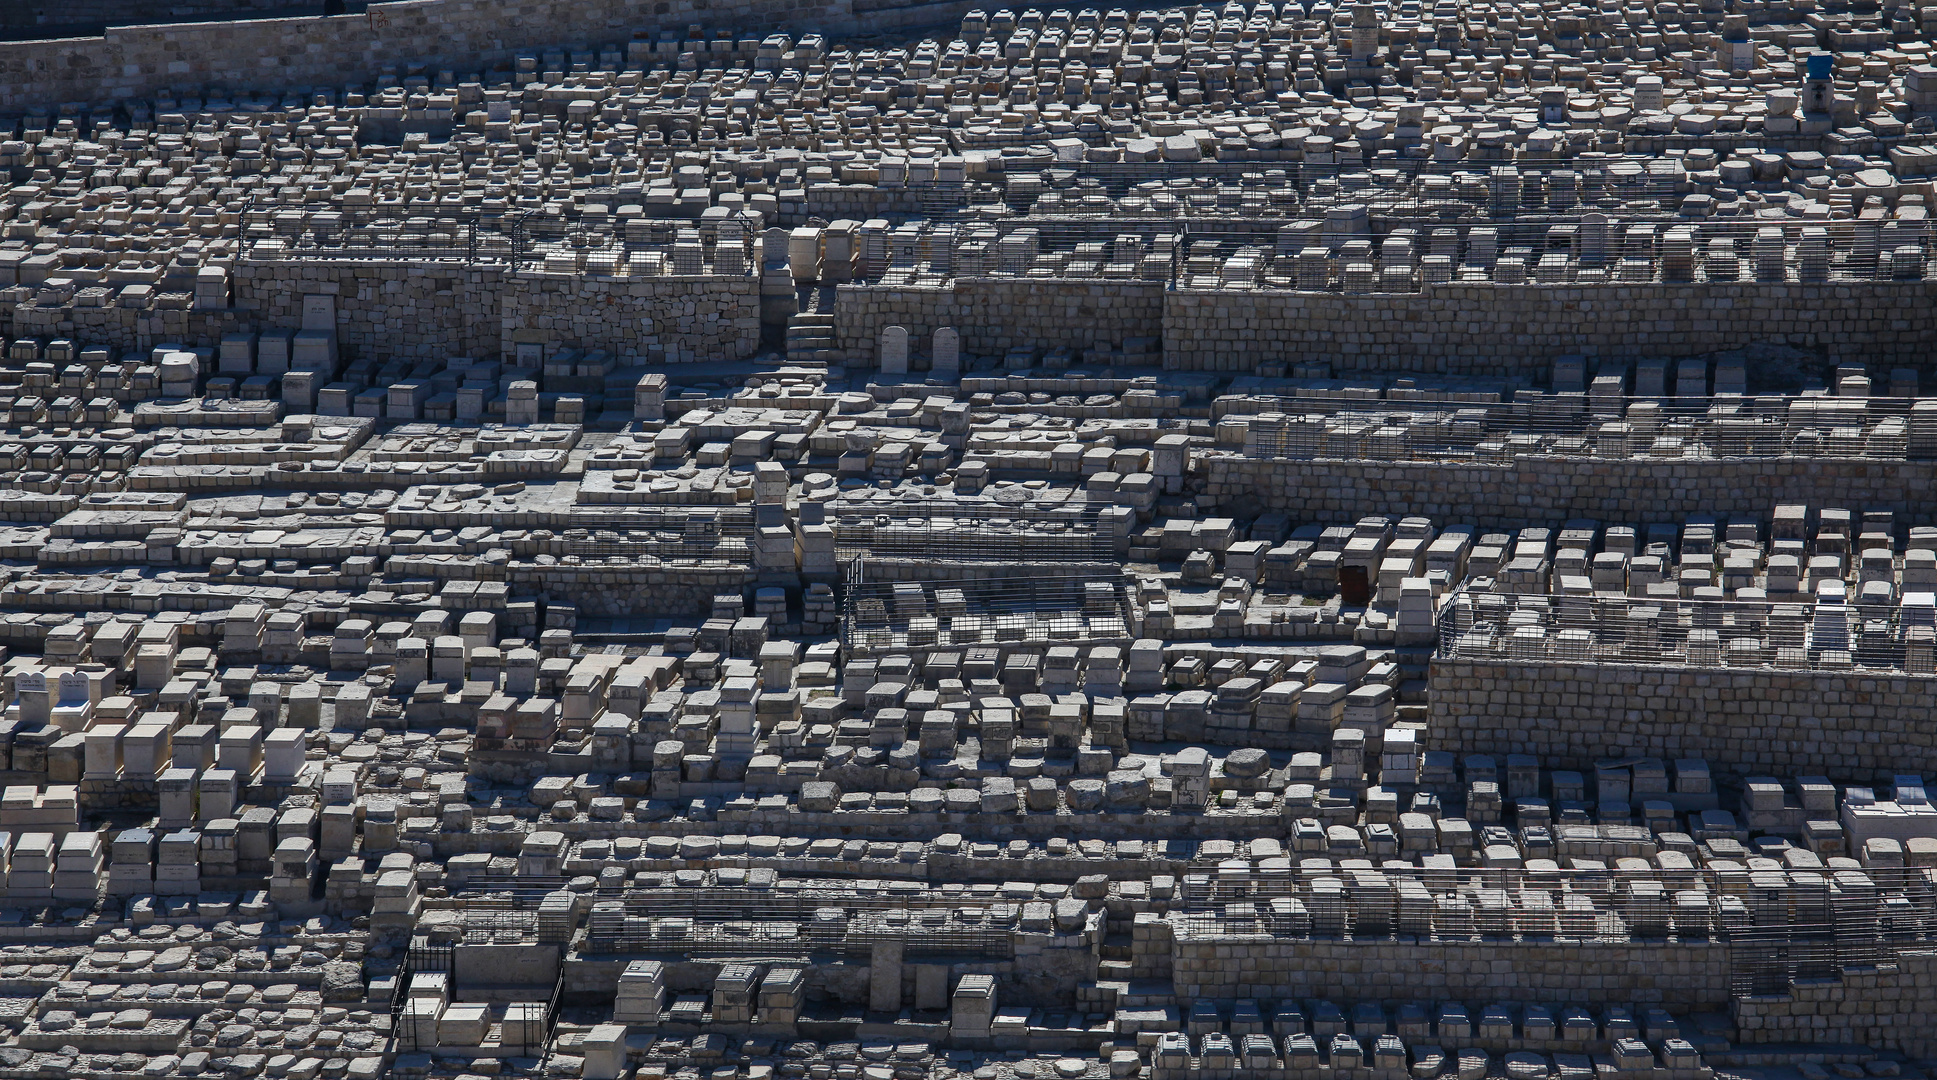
xmin=879 ymin=325 xmax=960 ymax=374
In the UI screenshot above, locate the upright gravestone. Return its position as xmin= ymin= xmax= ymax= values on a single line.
xmin=881 ymin=325 xmax=909 ymax=375
xmin=931 ymin=327 xmax=960 ymax=374
xmin=301 ymin=294 xmax=335 ymax=331
xmin=1581 ymin=213 xmax=1610 ymax=265
xmin=1633 ymin=76 xmax=1664 ymax=114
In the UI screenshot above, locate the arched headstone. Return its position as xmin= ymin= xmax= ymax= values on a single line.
xmin=880 ymin=325 xmax=910 ymax=375
xmin=931 ymin=327 xmax=960 ymax=374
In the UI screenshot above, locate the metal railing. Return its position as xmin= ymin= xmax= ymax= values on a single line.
xmin=840 ymin=562 xmax=1137 ymax=653
xmin=1434 ymin=587 xmax=1936 ymax=675
xmin=1241 ymin=395 xmax=1934 ymax=464
xmin=389 ymin=946 xmax=428 ymax=1053
xmin=532 ymin=965 xmax=567 ymax=1062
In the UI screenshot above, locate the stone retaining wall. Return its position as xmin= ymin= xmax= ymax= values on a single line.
xmin=234 ymin=259 xmax=760 ymax=364
xmin=1 ymin=0 xmax=295 ymax=40
xmin=1170 ymin=935 xmax=1732 ymax=1009
xmin=501 ymin=271 xmax=760 ymax=364
xmin=831 ymin=279 xmax=1937 ymax=376
xmin=2 ymin=296 xmax=239 ymax=354
xmin=1732 ymin=952 xmax=1937 ymax=1059
xmin=1427 ymin=657 xmax=1937 ymax=783
xmin=0 ymin=0 xmax=854 ymax=111
xmin=1199 ymin=454 xmax=1937 ymax=530
xmin=506 ymin=564 xmax=756 ymax=618
xmin=1162 ymin=282 xmax=1937 ymax=375
xmin=236 ymin=260 xmax=502 ymax=360
xmin=0 ymin=0 xmax=972 ymax=54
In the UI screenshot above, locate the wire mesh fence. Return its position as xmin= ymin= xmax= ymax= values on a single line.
xmin=1241 ymin=395 xmax=1937 ymax=463
xmin=987 ymin=159 xmax=1691 ymax=228
xmin=455 ymin=909 xmax=543 ymax=943
xmin=840 ymin=563 xmax=1137 ymax=654
xmin=240 ymin=204 xmax=492 ymax=262
xmin=544 ymin=508 xmax=761 ymax=565
xmin=440 ymin=868 xmax=1930 ymax=1000
xmin=1433 ymin=587 xmax=1936 ymax=675
xmin=1172 ymin=215 xmax=1937 ymax=291
xmin=828 ymin=500 xmax=1120 ymax=564
xmin=585 ymin=888 xmax=1017 ymax=958
xmin=445 ymin=875 xmax=575 ymax=902
xmin=238 ymin=203 xmax=756 ymax=274
xmin=469 ymin=159 xmax=1691 ymax=226
xmin=820 ymin=213 xmax=1937 ymax=290
xmin=239 ymin=179 xmax=1934 ymax=295
xmin=567 ymin=506 xmax=758 ymax=531
xmin=511 ymin=210 xmax=759 ymax=277
xmin=1166 ymin=864 xmax=1932 ymax=997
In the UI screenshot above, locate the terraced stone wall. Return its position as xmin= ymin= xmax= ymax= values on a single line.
xmin=234 ymin=259 xmax=761 ymax=364
xmin=1428 ymin=657 xmax=1937 ymax=782
xmin=1199 ymin=454 xmax=1937 ymax=530
xmin=1171 ymin=935 xmax=1733 ymax=1009
xmin=1162 ymin=282 xmax=1937 ymax=376
xmin=0 ymin=0 xmax=855 ymax=110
